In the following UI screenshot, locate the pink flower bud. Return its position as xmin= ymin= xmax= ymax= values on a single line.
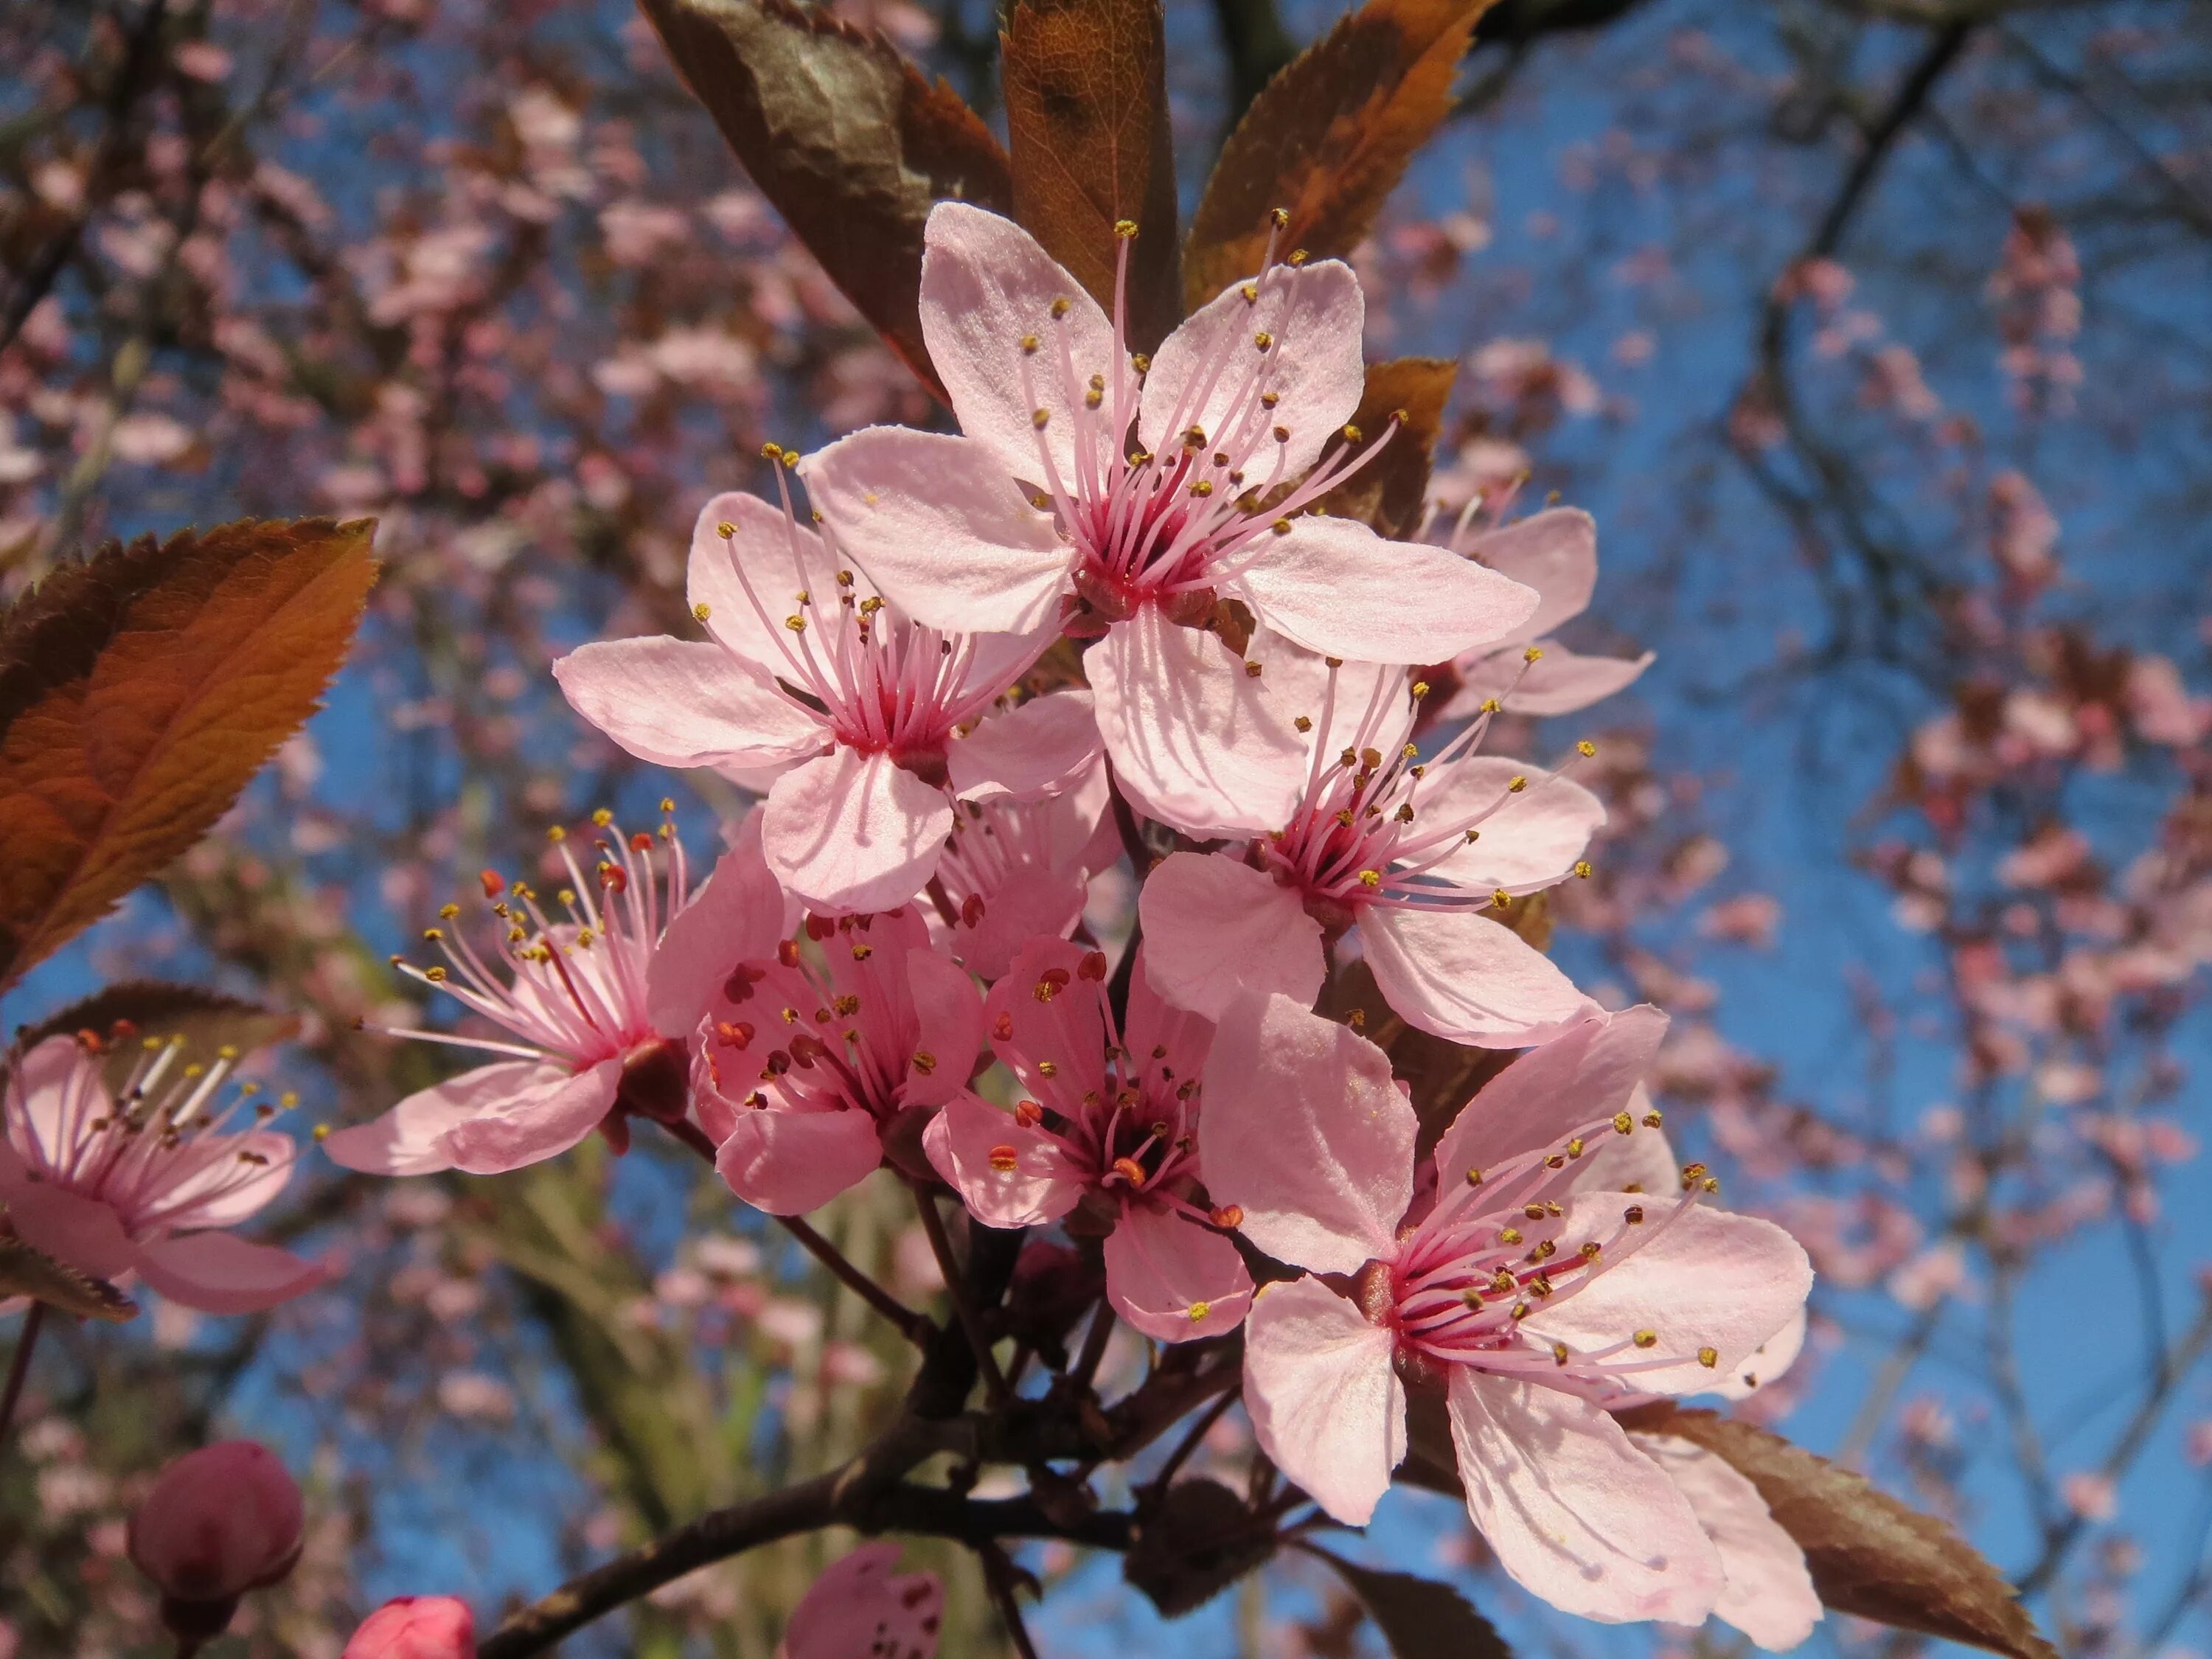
xmin=126 ymin=1440 xmax=304 ymax=1642
xmin=343 ymin=1596 xmax=476 ymax=1658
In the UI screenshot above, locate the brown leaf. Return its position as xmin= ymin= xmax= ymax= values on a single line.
xmin=1184 ymin=0 xmax=1496 ymax=306
xmin=1621 ymin=1404 xmax=2059 ymax=1659
xmin=1315 ymin=356 xmax=1458 ymax=540
xmin=0 ymin=518 xmax=378 ymax=993
xmin=640 ymin=0 xmax=1014 ymax=400
xmin=1001 ymin=0 xmax=1180 ymax=352
xmin=19 ymin=981 xmax=300 ymax=1091
xmin=1313 ymin=1551 xmax=1514 ymax=1659
xmin=0 ymin=1237 xmax=138 ymax=1322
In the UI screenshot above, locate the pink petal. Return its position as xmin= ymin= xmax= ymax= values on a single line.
xmin=1140 ymin=259 xmax=1364 ymax=481
xmin=1359 ymin=903 xmax=1596 ymax=1047
xmin=781 ymin=1542 xmax=943 ymax=1659
xmin=902 ymin=946 xmax=984 ymax=1108
xmin=1199 ymin=992 xmax=1413 ymax=1274
xmin=687 ymin=490 xmax=864 ymax=672
xmin=801 ymin=426 xmax=1071 ymax=636
xmin=1138 ymin=852 xmax=1323 ymax=1020
xmin=321 ymin=1061 xmax=560 ymax=1177
xmin=552 ymin=637 xmax=818 ymax=769
xmin=1463 ymin=507 xmax=1598 ymax=639
xmin=922 ymin=1093 xmax=1085 ymax=1229
xmin=947 ymin=689 xmax=1100 ymax=804
xmin=919 ymin=201 xmax=1116 ymax=491
xmin=5 ymin=1035 xmax=99 ymax=1166
xmin=984 ymin=936 xmax=1109 ymax=1101
xmin=133 ymin=1130 xmax=295 ymax=1232
xmin=1236 ymin=515 xmax=1539 ymax=665
xmin=3 ymin=1178 xmax=137 ymax=1279
xmin=1121 ymin=943 xmax=1215 ymax=1078
xmin=441 ymin=1059 xmax=623 ymax=1176
xmin=1447 ymin=1370 xmax=1722 ymax=1624
xmin=1520 ymin=1198 xmax=1813 ymax=1395
xmin=131 ymin=1232 xmax=326 ymax=1316
xmin=1564 ymin=1085 xmax=1680 ymax=1197
xmin=1414 ymin=756 xmax=1607 ymax=892
xmin=649 ymin=813 xmax=797 ymax=1036
xmin=714 ymin=1102 xmax=883 ymax=1215
xmin=1713 ymin=1305 xmax=1807 ymax=1402
xmin=762 ymin=748 xmax=954 ymax=914
xmin=1088 ymin=608 xmax=1307 ymax=838
xmin=1101 ymin=1203 xmax=1253 ymax=1342
xmin=1440 ymin=639 xmax=1655 ymax=720
xmin=1431 ymin=1006 xmax=1669 ymax=1186
xmin=1630 ymin=1434 xmax=1821 ymax=1650
xmin=947 ymin=863 xmax=1089 ymax=979
xmin=1242 ymin=1276 xmax=1404 ymax=1526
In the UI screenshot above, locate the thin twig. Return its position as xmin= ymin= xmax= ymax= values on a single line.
xmin=0 ymin=1302 xmax=46 ymax=1447
xmin=912 ymin=1182 xmax=1010 ymax=1405
xmin=979 ymin=1543 xmax=1042 ymax=1659
xmin=782 ymin=1214 xmax=932 ymax=1347
xmin=1146 ymin=1380 xmax=1241 ymax=1500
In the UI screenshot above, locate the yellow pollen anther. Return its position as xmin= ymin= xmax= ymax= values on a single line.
xmin=1357 ymin=869 xmax=1382 ymax=888
xmin=1633 ymin=1329 xmax=1658 ymax=1349
xmin=1239 ymin=282 xmax=1259 ymax=302
xmin=1114 ymin=218 xmax=1139 ymax=238
xmin=1133 ymin=352 xmax=1152 ymax=373
xmin=1189 ymin=479 xmax=1214 ymax=497
xmin=1566 ymin=1137 xmax=1585 ymax=1158
xmin=591 ymin=807 xmax=613 ymax=827
xmin=439 ymin=902 xmax=460 ymax=919
xmin=1481 ymin=698 xmax=1502 ymax=714
xmin=1342 ymin=423 xmax=1363 ymax=444
xmin=1511 ymin=1301 xmax=1530 ymax=1321
xmin=1465 ymin=1167 xmax=1484 ymax=1186
xmin=1574 ymin=860 xmax=1593 ymax=879
xmin=717 ymin=520 xmax=737 ymax=540
xmin=422 ymin=927 xmax=444 ymax=942
xmin=1552 ymin=1342 xmax=1571 ymax=1366
xmin=1579 ymin=1241 xmax=1602 ymax=1262
xmin=1050 ymin=296 xmax=1071 ymax=318
xmin=1500 ymin=1227 xmax=1523 ymax=1246
xmin=1268 ymin=206 xmax=1290 ymax=227
xmin=693 ymin=602 xmax=712 ymax=621
xmin=1577 ymin=740 xmax=1597 ymax=758
xmin=1644 ymin=1110 xmax=1664 ymax=1127
xmin=785 ymin=615 xmax=806 ymax=633
xmin=1613 ymin=1112 xmax=1635 ymax=1134
xmin=1271 ymin=518 xmax=1292 ymax=535
xmin=1187 ymin=1301 xmax=1211 ymax=1322
xmin=1293 ymin=714 xmax=1313 ymax=732
xmin=1523 ymin=645 xmax=1544 ymax=664
xmin=313 ymin=1123 xmax=330 ymax=1141
xmin=1032 ymin=408 xmax=1051 ymax=429
xmin=1020 ymin=333 xmax=1040 ymax=354
xmin=546 ymin=825 xmax=566 ymax=843
xmin=424 ymin=966 xmax=448 ymax=981
xmin=1698 ymin=1347 xmax=1720 ymax=1368
xmin=1492 ymin=888 xmax=1512 ymax=909
xmin=1508 ymin=775 xmax=1528 ymax=792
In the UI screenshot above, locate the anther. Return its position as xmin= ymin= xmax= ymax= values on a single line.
xmin=1624 ymin=1205 xmax=1646 ymax=1225
xmin=989 ymin=1144 xmax=1019 ymax=1173
xmin=1113 ymin=218 xmax=1138 ymax=238
xmin=1633 ymin=1329 xmax=1658 ymax=1349
xmin=1613 ymin=1112 xmax=1634 ymax=1135
xmin=1020 ymin=333 xmax=1040 ymax=354
xmin=1032 ymin=408 xmax=1051 ymax=430
xmin=1508 ymin=775 xmax=1528 ymax=792
xmin=1577 ymin=740 xmax=1597 ymax=758
xmin=1523 ymin=645 xmax=1544 ymax=664
xmin=1293 ymin=715 xmax=1313 ymax=732
xmin=693 ymin=602 xmax=712 ymax=622
xmin=1342 ymin=423 xmax=1362 ymax=444
xmin=1253 ymin=330 xmax=1273 ymax=351
xmin=1050 ymin=296 xmax=1071 ymax=318
xmin=1210 ymin=1205 xmax=1243 ymax=1229
xmin=717 ymin=520 xmax=737 ymax=538
xmin=1551 ymin=1342 xmax=1570 ymax=1366
xmin=1698 ymin=1347 xmax=1719 ymax=1368
xmin=1575 ymin=860 xmax=1593 ymax=878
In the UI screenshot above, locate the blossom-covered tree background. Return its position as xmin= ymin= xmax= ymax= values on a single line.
xmin=0 ymin=0 xmax=2206 ymax=1654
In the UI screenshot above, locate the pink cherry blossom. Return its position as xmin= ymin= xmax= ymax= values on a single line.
xmin=342 ymin=1596 xmax=476 ymax=1659
xmin=0 ymin=1035 xmax=324 ymax=1315
xmin=1422 ymin=504 xmax=1654 ymax=720
xmin=553 ymin=479 xmax=1097 ymax=913
xmin=928 ymin=756 xmax=1121 ymax=979
xmin=326 ymin=808 xmax=790 ymax=1178
xmin=800 ymin=203 xmax=1540 ymax=832
xmin=778 ymin=1543 xmax=942 ymax=1659
xmin=128 ymin=1441 xmax=303 ymax=1607
xmin=1141 ymin=649 xmax=1602 ymax=1045
xmin=694 ymin=905 xmax=984 ymax=1215
xmin=1201 ymin=995 xmax=1811 ymax=1624
xmin=922 ymin=936 xmax=1251 ymax=1342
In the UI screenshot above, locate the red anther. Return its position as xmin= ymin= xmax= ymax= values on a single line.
xmin=1034 ymin=967 xmax=1071 ymax=1001
xmin=75 ymin=1027 xmax=104 ymax=1051
xmin=479 ymin=869 xmax=505 ymax=899
xmin=1015 ymin=1100 xmax=1043 ymax=1127
xmin=627 ymin=831 xmax=653 ymax=852
xmin=1077 ymin=950 xmax=1109 ymax=981
xmin=960 ymin=893 xmax=985 ymax=927
xmin=777 ymin=939 xmax=801 ymax=967
xmin=111 ymin=1018 xmax=138 ymax=1040
xmin=788 ymin=1034 xmax=825 ymax=1065
xmin=989 ymin=1144 xmax=1020 ymax=1172
xmin=599 ymin=865 xmax=629 ymax=894
xmin=804 ymin=914 xmax=836 ymax=941
xmin=723 ymin=964 xmax=765 ymax=1001
xmin=714 ymin=1020 xmax=755 ymax=1050
xmin=992 ymin=1012 xmax=1015 ymax=1041
xmin=1210 ymin=1204 xmax=1244 ymax=1229
xmin=1111 ymin=1156 xmax=1148 ymax=1188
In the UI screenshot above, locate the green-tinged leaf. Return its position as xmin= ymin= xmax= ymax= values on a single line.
xmin=1315 ymin=355 xmax=1458 ymax=539
xmin=1315 ymin=1551 xmax=1514 ymax=1659
xmin=18 ymin=981 xmax=299 ymax=1091
xmin=0 ymin=1236 xmax=138 ymax=1322
xmin=1185 ymin=0 xmax=1496 ymax=307
xmin=0 ymin=518 xmax=378 ymax=994
xmin=1002 ymin=0 xmax=1180 ymax=352
xmin=1124 ymin=1478 xmax=1278 ymax=1616
xmin=640 ymin=0 xmax=1013 ymax=400
xmin=1620 ymin=1403 xmax=2059 ymax=1659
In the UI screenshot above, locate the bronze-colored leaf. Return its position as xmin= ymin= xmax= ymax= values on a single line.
xmin=1621 ymin=1404 xmax=2059 ymax=1659
xmin=0 ymin=518 xmax=378 ymax=994
xmin=18 ymin=981 xmax=300 ymax=1091
xmin=640 ymin=0 xmax=1014 ymax=400
xmin=0 ymin=1236 xmax=138 ymax=1322
xmin=1185 ymin=0 xmax=1496 ymax=307
xmin=1124 ymin=1478 xmax=1277 ymax=1616
xmin=1315 ymin=356 xmax=1458 ymax=540
xmin=1001 ymin=0 xmax=1180 ymax=352
xmin=1314 ymin=1551 xmax=1514 ymax=1659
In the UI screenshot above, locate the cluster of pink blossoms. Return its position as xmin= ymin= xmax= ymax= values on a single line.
xmin=322 ymin=204 xmax=1818 ymax=1638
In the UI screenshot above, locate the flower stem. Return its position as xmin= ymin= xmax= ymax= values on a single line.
xmin=911 ymin=1183 xmax=1011 ymax=1406
xmin=781 ymin=1214 xmax=931 ymax=1346
xmin=0 ymin=1301 xmax=46 ymax=1447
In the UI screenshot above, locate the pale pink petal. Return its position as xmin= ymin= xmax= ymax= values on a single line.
xmin=1441 ymin=639 xmax=1655 ymax=720
xmin=1713 ymin=1306 xmax=1807 ymax=1402
xmin=1447 ymin=1370 xmax=1722 ymax=1624
xmin=441 ymin=1060 xmax=623 ymax=1175
xmin=1140 ymin=259 xmax=1364 ymax=480
xmin=1414 ymin=756 xmax=1607 ymax=892
xmin=801 ymin=426 xmax=1070 ymax=637
xmin=1630 ymin=1434 xmax=1821 ymax=1650
xmin=1137 ymin=853 xmax=1322 ymax=1021
xmin=1520 ymin=1199 xmax=1813 ymax=1395
xmin=1464 ymin=508 xmax=1598 ymax=639
xmin=762 ymin=748 xmax=955 ymax=914
xmin=321 ymin=1061 xmax=560 ymax=1177
xmin=131 ymin=1232 xmax=326 ymax=1316
xmin=552 ymin=638 xmax=819 ymax=769
xmin=1121 ymin=944 xmax=1214 ymax=1078
xmin=1242 ymin=1276 xmax=1403 ymax=1526
xmin=5 ymin=1035 xmax=98 ymax=1166
xmin=1359 ymin=903 xmax=1596 ymax=1047
xmin=902 ymin=947 xmax=984 ymax=1108
xmin=781 ymin=1541 xmax=943 ymax=1659
xmin=922 ymin=1093 xmax=1086 ymax=1228
xmin=919 ymin=200 xmax=1114 ymax=489
xmin=1564 ymin=1087 xmax=1679 ymax=1197
xmin=1101 ymin=1203 xmax=1253 ymax=1342
xmin=986 ymin=936 xmax=1108 ymax=1102
xmin=714 ymin=1103 xmax=883 ymax=1215
xmin=134 ymin=1130 xmax=295 ymax=1232
xmin=1089 ymin=608 xmax=1307 ymax=838
xmin=1236 ymin=515 xmax=1539 ymax=665
xmin=1199 ymin=992 xmax=1413 ymax=1274
xmin=947 ymin=689 xmax=1099 ymax=804
xmin=948 ymin=864 xmax=1089 ymax=979
xmin=649 ymin=813 xmax=796 ymax=1036
xmin=1430 ymin=1006 xmax=1669 ymax=1185
xmin=3 ymin=1178 xmax=136 ymax=1279
xmin=687 ymin=490 xmax=863 ymax=672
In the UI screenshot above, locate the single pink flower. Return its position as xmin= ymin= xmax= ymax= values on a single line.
xmin=326 ymin=807 xmax=791 ymax=1178
xmin=1139 ymin=649 xmax=1602 ymax=1046
xmin=779 ymin=1543 xmax=942 ymax=1659
xmin=128 ymin=1440 xmax=303 ymax=1639
xmin=0 ymin=1036 xmax=324 ymax=1315
xmin=1422 ymin=504 xmax=1653 ymax=720
xmin=695 ymin=905 xmax=984 ymax=1215
xmin=923 ymin=936 xmax=1251 ymax=1342
xmin=800 ymin=203 xmax=1539 ymax=835
xmin=343 ymin=1596 xmax=476 ymax=1659
xmin=928 ymin=755 xmax=1121 ymax=979
xmin=554 ymin=481 xmax=1097 ymax=913
xmin=1201 ymin=995 xmax=1812 ymax=1624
